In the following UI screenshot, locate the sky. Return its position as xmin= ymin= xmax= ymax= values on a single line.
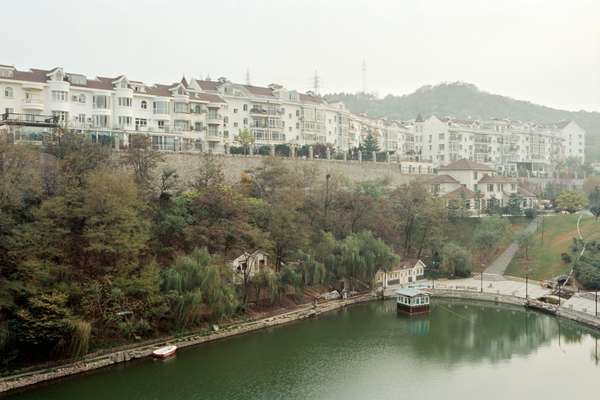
xmin=3 ymin=0 xmax=600 ymax=111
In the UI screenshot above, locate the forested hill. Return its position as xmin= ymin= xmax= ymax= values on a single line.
xmin=324 ymin=82 xmax=600 ymax=161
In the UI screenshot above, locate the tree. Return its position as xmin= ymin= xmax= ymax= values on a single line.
xmin=236 ymin=128 xmax=255 ymax=155
xmin=587 ymin=186 xmax=600 ymax=221
xmin=440 ymin=243 xmax=471 ymax=277
xmin=556 ymin=190 xmax=588 ymax=213
xmin=515 ymin=231 xmax=534 ymax=260
xmin=122 ymin=135 xmax=164 ymax=189
xmin=473 ymin=216 xmax=511 ymax=262
xmin=361 ymin=133 xmax=380 ymax=153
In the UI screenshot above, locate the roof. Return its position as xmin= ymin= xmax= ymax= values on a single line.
xmin=517 ymin=186 xmax=536 ymax=197
xmin=428 ymin=175 xmax=459 ymax=184
xmin=195 ymin=79 xmax=220 ymax=91
xmin=9 ymin=68 xmax=49 ymax=83
xmin=442 ymin=186 xmax=477 ymax=199
xmin=395 ymin=288 xmax=426 ymax=297
xmin=299 ymin=93 xmax=324 ymax=104
xmin=195 ymin=92 xmax=225 ymax=104
xmin=243 ymin=84 xmax=275 ymax=98
xmin=438 ymin=159 xmax=495 ymax=172
xmin=477 ymin=175 xmax=517 ymax=184
xmin=146 ymin=84 xmax=174 ymax=97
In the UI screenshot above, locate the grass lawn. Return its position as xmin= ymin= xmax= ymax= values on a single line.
xmin=447 ymin=216 xmax=531 ymax=272
xmin=506 ymin=214 xmax=600 ymax=280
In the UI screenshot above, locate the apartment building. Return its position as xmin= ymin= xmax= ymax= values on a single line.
xmin=0 ymin=64 xmax=585 ymax=172
xmin=414 ymin=115 xmax=585 ymax=176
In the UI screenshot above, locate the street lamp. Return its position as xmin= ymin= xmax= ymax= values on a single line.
xmin=480 ymin=271 xmax=484 ymax=293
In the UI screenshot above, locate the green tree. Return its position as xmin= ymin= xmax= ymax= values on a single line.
xmin=361 ymin=133 xmax=380 ymax=153
xmin=587 ymin=186 xmax=600 ymax=221
xmin=441 ymin=242 xmax=471 ymax=277
xmin=556 ymin=190 xmax=588 ymax=213
xmin=122 ymin=135 xmax=164 ymax=189
xmin=236 ymin=128 xmax=255 ymax=155
xmin=515 ymin=231 xmax=535 ymax=260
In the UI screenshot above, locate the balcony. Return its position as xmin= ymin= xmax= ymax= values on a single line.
xmin=207 ymin=114 xmax=221 ymax=124
xmin=22 ymin=98 xmax=44 ymax=111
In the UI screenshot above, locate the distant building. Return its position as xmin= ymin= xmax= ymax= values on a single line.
xmin=375 ymin=259 xmax=426 ymax=288
xmin=427 ymin=159 xmax=537 ymax=212
xmin=230 ymin=250 xmax=270 ymax=285
xmin=396 ymin=288 xmax=430 ymax=315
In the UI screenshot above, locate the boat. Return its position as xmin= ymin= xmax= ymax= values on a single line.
xmin=152 ymin=345 xmax=177 ymax=358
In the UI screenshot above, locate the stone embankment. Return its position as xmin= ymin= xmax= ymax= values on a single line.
xmin=0 ymin=294 xmax=374 ymax=393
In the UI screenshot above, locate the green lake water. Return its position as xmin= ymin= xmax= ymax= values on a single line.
xmin=4 ymin=300 xmax=600 ymax=400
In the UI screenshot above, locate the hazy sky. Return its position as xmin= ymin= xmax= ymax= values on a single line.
xmin=4 ymin=0 xmax=600 ymax=111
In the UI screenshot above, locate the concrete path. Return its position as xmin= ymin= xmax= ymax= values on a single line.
xmin=484 ymin=218 xmax=539 ymax=275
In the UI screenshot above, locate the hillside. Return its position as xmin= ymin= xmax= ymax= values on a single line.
xmin=324 ymin=83 xmax=600 ymax=161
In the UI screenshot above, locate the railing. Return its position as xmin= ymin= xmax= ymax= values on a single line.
xmin=0 ymin=112 xmax=58 ymax=126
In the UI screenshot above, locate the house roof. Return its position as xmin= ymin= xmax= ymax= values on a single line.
xmin=517 ymin=186 xmax=536 ymax=198
xmin=477 ymin=175 xmax=517 ymax=184
xmin=243 ymin=84 xmax=275 ymax=97
xmin=395 ymin=288 xmax=425 ymax=297
xmin=299 ymin=93 xmax=323 ymax=104
xmin=428 ymin=175 xmax=459 ymax=184
xmin=438 ymin=159 xmax=495 ymax=172
xmin=442 ymin=186 xmax=477 ymax=199
xmin=196 ymin=92 xmax=225 ymax=104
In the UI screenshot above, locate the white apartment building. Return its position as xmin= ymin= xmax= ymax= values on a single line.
xmin=413 ymin=115 xmax=585 ymax=176
xmin=0 ymin=64 xmax=585 ymax=172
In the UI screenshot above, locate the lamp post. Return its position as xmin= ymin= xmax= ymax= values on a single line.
xmin=596 ymin=290 xmax=598 ymax=317
xmin=525 ymin=272 xmax=529 ymax=300
xmin=480 ymin=271 xmax=484 ymax=293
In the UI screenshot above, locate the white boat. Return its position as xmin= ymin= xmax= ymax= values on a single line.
xmin=152 ymin=345 xmax=177 ymax=358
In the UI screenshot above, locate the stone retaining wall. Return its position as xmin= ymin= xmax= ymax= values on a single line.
xmin=0 ymin=294 xmax=374 ymax=394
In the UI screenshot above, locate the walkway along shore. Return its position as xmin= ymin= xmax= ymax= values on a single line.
xmin=2 ymin=280 xmax=600 ymax=394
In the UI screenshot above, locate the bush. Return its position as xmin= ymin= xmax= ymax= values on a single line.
xmin=561 ymin=253 xmax=572 ymax=264
xmin=257 ymin=145 xmax=272 ymax=156
xmin=524 ymin=208 xmax=537 ymax=219
xmin=274 ymin=144 xmax=291 ymax=157
xmin=441 ymin=242 xmax=471 ymax=278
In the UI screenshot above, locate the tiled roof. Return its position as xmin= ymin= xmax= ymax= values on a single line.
xmin=439 ymin=159 xmax=495 ymax=171
xmin=196 ymin=92 xmax=225 ymax=104
xmin=72 ymin=77 xmax=114 ymax=90
xmin=146 ymin=84 xmax=174 ymax=97
xmin=195 ymin=79 xmax=219 ymax=91
xmin=7 ymin=68 xmax=49 ymax=83
xmin=442 ymin=186 xmax=477 ymax=199
xmin=517 ymin=186 xmax=536 ymax=197
xmin=243 ymin=84 xmax=274 ymax=97
xmin=299 ymin=93 xmax=323 ymax=104
xmin=477 ymin=175 xmax=517 ymax=184
xmin=428 ymin=175 xmax=459 ymax=184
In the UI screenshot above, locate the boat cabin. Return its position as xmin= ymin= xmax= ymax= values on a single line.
xmin=396 ymin=288 xmax=430 ymax=316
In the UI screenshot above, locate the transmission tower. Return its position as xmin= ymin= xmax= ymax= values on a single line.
xmin=245 ymin=68 xmax=251 ymax=85
xmin=313 ymin=70 xmax=320 ymax=95
xmin=362 ymin=58 xmax=367 ymax=94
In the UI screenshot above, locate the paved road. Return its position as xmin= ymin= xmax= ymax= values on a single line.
xmin=484 ymin=218 xmax=539 ymax=275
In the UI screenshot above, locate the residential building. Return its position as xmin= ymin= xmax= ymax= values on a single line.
xmin=230 ymin=250 xmax=270 ymax=285
xmin=374 ymin=259 xmax=426 ymax=288
xmin=428 ymin=159 xmax=537 ymax=213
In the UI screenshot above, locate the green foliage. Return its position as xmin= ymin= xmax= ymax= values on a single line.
xmin=235 ymin=128 xmax=255 ymax=155
xmin=556 ymin=190 xmax=588 ymax=213
xmin=473 ymin=216 xmax=511 ymax=256
xmin=361 ymin=134 xmax=380 ymax=153
xmin=441 ymin=243 xmax=471 ymax=277
xmin=588 ymin=186 xmax=600 ymax=220
xmin=573 ymin=240 xmax=600 ymax=290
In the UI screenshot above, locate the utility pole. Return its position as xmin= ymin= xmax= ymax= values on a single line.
xmin=480 ymin=272 xmax=483 ymax=293
xmin=313 ymin=70 xmax=320 ymax=95
xmin=245 ymin=68 xmax=251 ymax=85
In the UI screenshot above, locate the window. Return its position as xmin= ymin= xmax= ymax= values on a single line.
xmin=153 ymin=101 xmax=169 ymax=114
xmin=52 ymin=90 xmax=68 ymax=102
xmin=158 ymin=120 xmax=166 ymax=129
xmin=52 ymin=111 xmax=68 ymax=123
xmin=223 ymin=116 xmax=229 ymax=123
xmin=141 ymin=100 xmax=148 ymax=109
xmin=79 ymin=94 xmax=86 ymax=103
xmin=473 ymin=171 xmax=478 ymax=180
xmin=77 ymin=113 xmax=86 ymax=124
xmin=439 ymin=144 xmax=445 ymax=151
xmin=243 ymin=104 xmax=248 ymax=111
xmin=243 ymin=118 xmax=248 ymax=125
xmin=296 ymin=110 xmax=300 ymax=117
xmin=4 ymin=87 xmax=13 ymax=97
xmin=174 ymin=120 xmax=189 ymax=131
xmin=174 ymin=102 xmax=189 ymax=113
xmin=94 ymin=115 xmax=109 ymax=127
xmin=234 ymin=122 xmax=238 ymax=128
xmin=93 ymin=95 xmax=109 ymax=109
xmin=233 ymin=108 xmax=238 ymax=113
xmin=135 ymin=118 xmax=147 ymax=130
xmin=118 ymin=97 xmax=132 ymax=107
xmin=510 ymin=183 xmax=516 ymax=191
xmin=118 ymin=116 xmax=132 ymax=127
xmin=439 ymin=133 xmax=445 ymax=140
xmin=487 ymin=184 xmax=494 ymax=192
xmin=194 ymin=122 xmax=203 ymax=131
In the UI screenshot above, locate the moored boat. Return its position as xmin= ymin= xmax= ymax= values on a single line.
xmin=152 ymin=345 xmax=177 ymax=358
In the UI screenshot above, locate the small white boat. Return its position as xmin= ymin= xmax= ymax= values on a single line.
xmin=152 ymin=345 xmax=177 ymax=358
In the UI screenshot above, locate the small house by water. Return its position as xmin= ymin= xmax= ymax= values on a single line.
xmin=396 ymin=288 xmax=430 ymax=316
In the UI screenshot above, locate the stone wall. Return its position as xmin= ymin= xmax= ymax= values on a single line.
xmin=157 ymin=154 xmax=425 ymax=186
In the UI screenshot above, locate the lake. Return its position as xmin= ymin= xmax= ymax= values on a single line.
xmin=4 ymin=299 xmax=600 ymax=399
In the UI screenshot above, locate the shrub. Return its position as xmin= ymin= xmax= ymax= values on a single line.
xmin=524 ymin=208 xmax=537 ymax=219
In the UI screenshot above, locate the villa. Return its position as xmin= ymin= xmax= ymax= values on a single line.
xmin=428 ymin=159 xmax=537 ymax=213
xmin=374 ymin=259 xmax=426 ymax=288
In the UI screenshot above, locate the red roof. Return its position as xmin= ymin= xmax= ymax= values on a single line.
xmin=243 ymin=84 xmax=275 ymax=97
xmin=442 ymin=186 xmax=477 ymax=199
xmin=439 ymin=159 xmax=495 ymax=172
xmin=428 ymin=175 xmax=459 ymax=184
